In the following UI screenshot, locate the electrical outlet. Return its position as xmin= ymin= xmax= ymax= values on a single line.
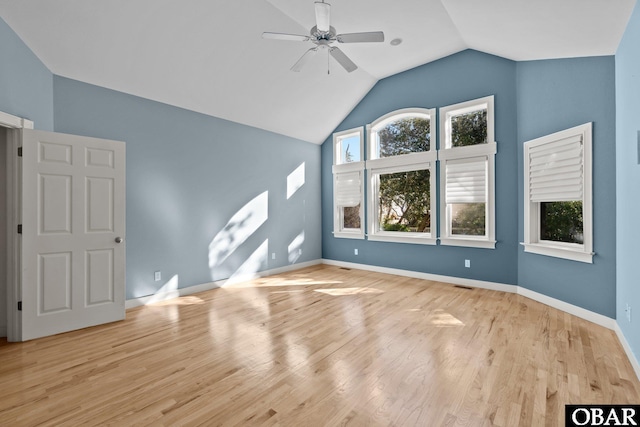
xmin=154 ymin=271 xmax=161 ymax=281
xmin=626 ymin=304 xmax=632 ymax=322
xmin=354 ymin=249 xmax=358 ymax=255
xmin=272 ymin=253 xmax=276 ymax=260
xmin=465 ymin=259 xmax=470 ymax=268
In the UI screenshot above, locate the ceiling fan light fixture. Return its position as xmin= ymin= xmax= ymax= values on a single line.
xmin=315 ymin=1 xmax=331 ymax=33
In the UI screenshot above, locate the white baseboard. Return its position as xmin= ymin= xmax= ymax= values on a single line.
xmin=516 ymin=287 xmax=617 ymax=330
xmin=321 ymin=259 xmax=517 ymax=293
xmin=615 ymin=323 xmax=640 ymax=381
xmin=321 ymin=259 xmax=639 ymax=381
xmin=125 ymin=260 xmax=322 ymax=309
xmin=125 ymin=258 xmax=639 ymax=382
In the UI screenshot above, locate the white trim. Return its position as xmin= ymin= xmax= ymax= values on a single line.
xmin=333 ymin=128 xmax=365 ymax=240
xmin=1 ymin=111 xmax=34 ymax=341
xmin=125 ymin=258 xmax=640 ymax=382
xmin=439 ymin=143 xmax=497 ymax=247
xmin=321 ymin=259 xmax=516 ymax=293
xmin=368 ymin=107 xmax=435 ymax=159
xmin=320 ymin=259 xmax=617 ymax=330
xmin=523 ymin=123 xmax=593 ymax=263
xmin=0 ymin=111 xmax=34 ymax=130
xmin=333 ymin=127 xmax=364 ymax=165
xmin=522 ymin=242 xmax=594 ymax=263
xmin=439 ymin=95 xmax=494 ymax=149
xmin=516 ymin=286 xmax=616 ymax=329
xmin=125 ymin=260 xmax=322 ymax=309
xmin=368 ymin=234 xmax=437 ymax=245
xmin=439 ymin=238 xmax=497 ymax=249
xmin=615 ymin=323 xmax=640 ymax=382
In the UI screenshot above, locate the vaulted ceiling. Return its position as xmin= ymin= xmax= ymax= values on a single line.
xmin=0 ymin=0 xmax=635 ymax=144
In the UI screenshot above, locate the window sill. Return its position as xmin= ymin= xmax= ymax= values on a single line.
xmin=333 ymin=231 xmax=365 ymax=240
xmin=367 ymin=233 xmax=437 ymax=245
xmin=439 ymin=238 xmax=496 ymax=249
xmin=521 ymin=242 xmax=593 ymax=264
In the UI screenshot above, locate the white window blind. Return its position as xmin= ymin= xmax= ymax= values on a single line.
xmin=335 ymin=171 xmax=361 ymax=207
xmin=528 ymin=134 xmax=583 ymax=202
xmin=445 ymin=158 xmax=487 ymax=204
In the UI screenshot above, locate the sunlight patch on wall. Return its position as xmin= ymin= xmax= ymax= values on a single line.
xmin=208 ymin=191 xmax=268 ymax=277
xmin=222 ymin=239 xmax=269 ymax=287
xmin=287 ymin=230 xmax=305 ymax=264
xmin=287 ymin=162 xmax=305 ymax=199
xmin=149 ymin=295 xmax=204 ymax=307
xmin=145 ymin=274 xmax=179 ymax=305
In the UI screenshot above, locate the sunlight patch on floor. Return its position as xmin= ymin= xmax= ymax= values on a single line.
xmin=428 ymin=309 xmax=465 ymax=327
xmin=314 ymin=287 xmax=384 ymax=296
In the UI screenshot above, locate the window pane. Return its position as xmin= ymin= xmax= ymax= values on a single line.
xmin=377 ymin=117 xmax=430 ymax=158
xmin=337 ymin=135 xmax=361 ymax=163
xmin=451 ymin=203 xmax=485 ymax=236
xmin=342 ymin=205 xmax=361 ymax=230
xmin=378 ymin=170 xmax=430 ymax=232
xmin=451 ymin=109 xmax=487 ymax=147
xmin=540 ymin=201 xmax=583 ymax=244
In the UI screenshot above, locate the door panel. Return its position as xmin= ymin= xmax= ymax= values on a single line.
xmin=40 ymin=174 xmax=72 ymax=234
xmin=86 ymin=249 xmax=114 ymax=306
xmin=38 ymin=252 xmax=72 ymax=313
xmin=21 ymin=129 xmax=125 ymax=341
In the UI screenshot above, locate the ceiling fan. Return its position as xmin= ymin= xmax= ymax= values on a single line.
xmin=262 ymin=1 xmax=384 ymax=73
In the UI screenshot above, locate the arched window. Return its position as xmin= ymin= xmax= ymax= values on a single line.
xmin=366 ymin=108 xmax=437 ymax=244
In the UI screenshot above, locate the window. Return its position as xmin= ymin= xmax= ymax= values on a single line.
xmin=333 ymin=127 xmax=365 ymax=239
xmin=439 ymin=96 xmax=496 ymax=248
xmin=366 ymin=108 xmax=437 ymax=244
xmin=523 ymin=123 xmax=593 ymax=263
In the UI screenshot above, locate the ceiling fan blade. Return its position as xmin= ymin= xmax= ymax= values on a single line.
xmin=262 ymin=32 xmax=310 ymax=42
xmin=337 ymin=31 xmax=385 ymax=43
xmin=291 ymin=48 xmax=318 ymax=72
xmin=315 ymin=1 xmax=331 ymax=33
xmin=329 ymin=47 xmax=357 ymax=73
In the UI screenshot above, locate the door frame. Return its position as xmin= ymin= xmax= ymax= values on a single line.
xmin=1 ymin=110 xmax=34 ymax=342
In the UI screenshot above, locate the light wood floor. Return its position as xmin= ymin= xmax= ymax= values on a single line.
xmin=0 ymin=265 xmax=638 ymax=426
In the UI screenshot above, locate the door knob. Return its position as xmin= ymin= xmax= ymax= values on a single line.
xmin=115 ymin=237 xmax=123 ymax=243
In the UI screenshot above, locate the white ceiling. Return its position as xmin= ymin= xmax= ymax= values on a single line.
xmin=0 ymin=0 xmax=636 ymax=144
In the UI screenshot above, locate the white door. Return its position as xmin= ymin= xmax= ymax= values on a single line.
xmin=20 ymin=129 xmax=125 ymax=341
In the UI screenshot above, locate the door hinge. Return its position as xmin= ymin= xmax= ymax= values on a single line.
xmin=17 ymin=301 xmax=22 ymax=311
xmin=17 ymin=147 xmax=22 ymax=157
xmin=17 ymin=224 xmax=22 ymax=234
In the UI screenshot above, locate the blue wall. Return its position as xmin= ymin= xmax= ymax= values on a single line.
xmin=321 ymin=50 xmax=618 ymax=319
xmin=321 ymin=50 xmax=519 ymax=285
xmin=517 ymin=57 xmax=617 ymax=317
xmin=616 ymin=2 xmax=640 ymax=363
xmin=0 ymin=17 xmax=53 ymax=130
xmin=53 ymin=76 xmax=322 ymax=299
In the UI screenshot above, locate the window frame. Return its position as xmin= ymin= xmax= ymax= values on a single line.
xmin=438 ymin=96 xmax=497 ymax=249
xmin=523 ymin=122 xmax=593 ymax=263
xmin=332 ymin=127 xmax=365 ymax=239
xmin=366 ymin=108 xmax=437 ymax=245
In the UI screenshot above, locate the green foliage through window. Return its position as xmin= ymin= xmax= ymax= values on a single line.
xmin=378 ymin=118 xmax=430 ymax=157
xmin=451 ymin=110 xmax=487 ymax=147
xmin=342 ymin=205 xmax=360 ymax=229
xmin=451 ymin=203 xmax=485 ymax=236
xmin=540 ymin=201 xmax=583 ymax=244
xmin=378 ymin=170 xmax=430 ymax=233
